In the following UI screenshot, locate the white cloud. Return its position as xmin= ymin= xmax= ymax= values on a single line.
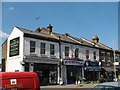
xmin=0 ymin=31 xmax=9 ymax=38
xmin=9 ymin=7 xmax=14 ymax=10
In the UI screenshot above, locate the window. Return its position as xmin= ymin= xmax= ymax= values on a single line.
xmin=107 ymin=53 xmax=110 ymax=62
xmin=101 ymin=52 xmax=105 ymax=61
xmin=75 ymin=48 xmax=79 ymax=58
xmin=86 ymin=50 xmax=89 ymax=60
xmin=50 ymin=44 xmax=55 ymax=55
xmin=94 ymin=51 xmax=96 ymax=60
xmin=30 ymin=41 xmax=35 ymax=53
xmin=115 ymin=54 xmax=119 ymax=62
xmin=25 ymin=63 xmax=29 ymax=72
xmin=65 ymin=46 xmax=69 ymax=57
xmin=41 ymin=43 xmax=46 ymax=55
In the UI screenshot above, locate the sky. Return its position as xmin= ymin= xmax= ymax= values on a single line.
xmin=0 ymin=2 xmax=118 ymax=63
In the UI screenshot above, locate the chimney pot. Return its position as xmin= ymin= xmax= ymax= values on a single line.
xmin=92 ymin=35 xmax=99 ymax=43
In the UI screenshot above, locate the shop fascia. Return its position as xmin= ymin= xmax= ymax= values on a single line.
xmin=63 ymin=59 xmax=84 ymax=66
xmin=84 ymin=61 xmax=101 ymax=71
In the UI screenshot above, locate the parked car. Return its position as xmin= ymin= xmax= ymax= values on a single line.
xmin=92 ymin=82 xmax=120 ymax=90
xmin=0 ymin=72 xmax=40 ymax=90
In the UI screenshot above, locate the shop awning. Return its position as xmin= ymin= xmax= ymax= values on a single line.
xmin=85 ymin=67 xmax=102 ymax=71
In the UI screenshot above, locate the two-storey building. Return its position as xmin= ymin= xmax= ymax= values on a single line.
xmin=2 ymin=24 xmax=118 ymax=85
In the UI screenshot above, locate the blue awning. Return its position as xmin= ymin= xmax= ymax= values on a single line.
xmin=85 ymin=67 xmax=102 ymax=71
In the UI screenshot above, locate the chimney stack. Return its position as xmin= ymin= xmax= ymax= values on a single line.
xmin=36 ymin=27 xmax=41 ymax=32
xmin=47 ymin=24 xmax=53 ymax=33
xmin=92 ymin=35 xmax=99 ymax=43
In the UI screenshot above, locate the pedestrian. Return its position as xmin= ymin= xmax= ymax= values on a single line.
xmin=76 ymin=74 xmax=79 ymax=87
xmin=100 ymin=75 xmax=104 ymax=83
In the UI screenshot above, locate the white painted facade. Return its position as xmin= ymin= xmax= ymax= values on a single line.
xmin=6 ymin=27 xmax=24 ymax=72
xmin=60 ymin=42 xmax=99 ymax=83
xmin=5 ymin=26 xmax=100 ymax=84
xmin=61 ymin=42 xmax=99 ymax=61
xmin=24 ymin=37 xmax=59 ymax=58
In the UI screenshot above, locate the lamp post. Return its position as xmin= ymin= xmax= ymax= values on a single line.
xmin=113 ymin=40 xmax=116 ymax=82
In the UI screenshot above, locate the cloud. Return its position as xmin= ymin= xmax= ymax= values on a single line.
xmin=0 ymin=31 xmax=9 ymax=38
xmin=9 ymin=7 xmax=14 ymax=10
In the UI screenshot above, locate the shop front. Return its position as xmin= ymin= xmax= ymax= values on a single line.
xmin=23 ymin=56 xmax=59 ymax=86
xmin=34 ymin=63 xmax=58 ymax=86
xmin=101 ymin=67 xmax=114 ymax=82
xmin=84 ymin=61 xmax=101 ymax=81
xmin=63 ymin=59 xmax=84 ymax=84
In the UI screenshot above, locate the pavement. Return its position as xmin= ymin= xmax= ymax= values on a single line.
xmin=40 ymin=83 xmax=99 ymax=88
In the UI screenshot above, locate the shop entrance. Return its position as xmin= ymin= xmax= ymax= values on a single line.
xmin=34 ymin=63 xmax=58 ymax=86
xmin=84 ymin=71 xmax=99 ymax=81
xmin=66 ymin=66 xmax=82 ymax=84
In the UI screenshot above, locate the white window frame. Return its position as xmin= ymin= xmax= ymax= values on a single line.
xmin=40 ymin=42 xmax=46 ymax=55
xmin=30 ymin=41 xmax=36 ymax=54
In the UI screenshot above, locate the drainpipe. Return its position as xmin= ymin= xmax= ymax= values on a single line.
xmin=58 ymin=36 xmax=62 ymax=84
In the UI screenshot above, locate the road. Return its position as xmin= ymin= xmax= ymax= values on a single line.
xmin=40 ymin=83 xmax=98 ymax=90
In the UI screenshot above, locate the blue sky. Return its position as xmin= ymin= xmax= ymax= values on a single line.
xmin=1 ymin=2 xmax=118 ymax=63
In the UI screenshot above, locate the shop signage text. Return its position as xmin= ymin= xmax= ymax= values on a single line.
xmin=9 ymin=37 xmax=20 ymax=57
xmin=63 ymin=60 xmax=83 ymax=66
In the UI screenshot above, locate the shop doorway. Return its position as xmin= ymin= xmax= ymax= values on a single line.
xmin=84 ymin=71 xmax=99 ymax=81
xmin=66 ymin=66 xmax=82 ymax=84
xmin=34 ymin=63 xmax=58 ymax=86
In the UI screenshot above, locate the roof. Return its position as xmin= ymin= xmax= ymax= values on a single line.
xmin=15 ymin=26 xmax=58 ymax=40
xmin=81 ymin=37 xmax=112 ymax=50
xmin=15 ymin=26 xmax=113 ymax=51
xmin=16 ymin=26 xmax=82 ymax=45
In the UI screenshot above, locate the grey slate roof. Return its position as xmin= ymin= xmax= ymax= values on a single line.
xmin=16 ymin=26 xmax=58 ymax=40
xmin=16 ymin=26 xmax=113 ymax=50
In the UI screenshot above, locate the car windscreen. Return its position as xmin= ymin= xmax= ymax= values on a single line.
xmin=92 ymin=85 xmax=120 ymax=90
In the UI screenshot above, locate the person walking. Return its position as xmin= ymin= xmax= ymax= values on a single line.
xmin=76 ymin=74 xmax=79 ymax=87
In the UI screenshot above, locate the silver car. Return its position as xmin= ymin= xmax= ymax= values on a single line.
xmin=92 ymin=82 xmax=120 ymax=90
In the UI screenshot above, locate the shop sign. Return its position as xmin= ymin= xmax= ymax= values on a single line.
xmin=9 ymin=37 xmax=20 ymax=57
xmin=63 ymin=60 xmax=83 ymax=66
xmin=85 ymin=61 xmax=99 ymax=67
xmin=84 ymin=67 xmax=101 ymax=71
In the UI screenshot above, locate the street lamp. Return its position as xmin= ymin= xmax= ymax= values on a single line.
xmin=113 ymin=40 xmax=116 ymax=82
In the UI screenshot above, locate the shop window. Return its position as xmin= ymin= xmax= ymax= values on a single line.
xmin=75 ymin=48 xmax=79 ymax=58
xmin=30 ymin=41 xmax=36 ymax=53
xmin=65 ymin=46 xmax=69 ymax=57
xmin=86 ymin=50 xmax=89 ymax=60
xmin=25 ymin=63 xmax=29 ymax=72
xmin=115 ymin=54 xmax=119 ymax=62
xmin=107 ymin=53 xmax=110 ymax=62
xmin=94 ymin=51 xmax=96 ymax=60
xmin=101 ymin=52 xmax=105 ymax=61
xmin=41 ymin=42 xmax=46 ymax=55
xmin=50 ymin=44 xmax=55 ymax=55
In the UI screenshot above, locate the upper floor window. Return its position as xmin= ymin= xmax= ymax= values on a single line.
xmin=41 ymin=43 xmax=46 ymax=55
xmin=86 ymin=50 xmax=89 ymax=60
xmin=30 ymin=41 xmax=35 ymax=53
xmin=94 ymin=51 xmax=96 ymax=60
xmin=101 ymin=52 xmax=105 ymax=61
xmin=65 ymin=46 xmax=69 ymax=57
xmin=50 ymin=44 xmax=55 ymax=55
xmin=75 ymin=48 xmax=79 ymax=58
xmin=107 ymin=53 xmax=110 ymax=62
